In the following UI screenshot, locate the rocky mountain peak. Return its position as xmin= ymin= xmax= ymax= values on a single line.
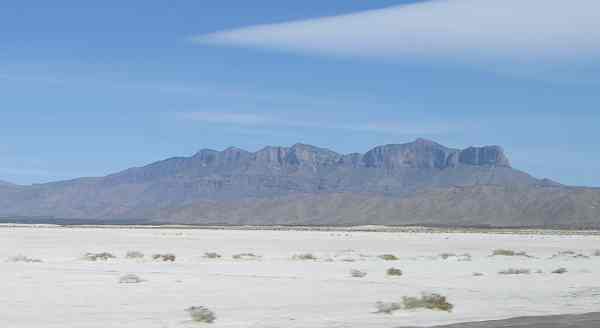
xmin=193 ymin=149 xmax=220 ymax=165
xmin=221 ymin=147 xmax=251 ymax=163
xmin=287 ymin=143 xmax=341 ymax=166
xmin=413 ymin=138 xmax=442 ymax=147
xmin=362 ymin=140 xmax=512 ymax=169
xmin=254 ymin=146 xmax=290 ymax=166
xmin=457 ymin=146 xmax=510 ymax=167
xmin=362 ymin=140 xmax=454 ymax=169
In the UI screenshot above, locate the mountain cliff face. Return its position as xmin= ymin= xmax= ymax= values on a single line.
xmin=0 ymin=139 xmax=597 ymax=228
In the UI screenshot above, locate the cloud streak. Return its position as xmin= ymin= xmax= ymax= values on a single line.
xmin=179 ymin=111 xmax=461 ymax=136
xmin=193 ymin=0 xmax=600 ymax=61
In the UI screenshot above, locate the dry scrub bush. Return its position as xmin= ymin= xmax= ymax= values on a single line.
xmin=125 ymin=251 xmax=144 ymax=259
xmin=186 ymin=306 xmax=216 ymax=323
xmin=440 ymin=253 xmax=472 ymax=261
xmin=498 ymin=268 xmax=531 ymax=275
xmin=152 ymin=254 xmax=176 ymax=262
xmin=333 ymin=249 xmax=369 ymax=262
xmin=83 ymin=252 xmax=116 ymax=261
xmin=402 ymin=293 xmax=454 ymax=312
xmin=378 ymin=254 xmax=399 ymax=261
xmin=292 ymin=253 xmax=318 ymax=261
xmin=552 ymin=267 xmax=568 ymax=274
xmin=386 ymin=268 xmax=403 ymax=276
xmin=491 ymin=249 xmax=531 ymax=257
xmin=203 ymin=252 xmax=222 ymax=259
xmin=232 ymin=253 xmax=261 ymax=260
xmin=375 ymin=301 xmax=402 ymax=314
xmin=350 ymin=269 xmax=367 ymax=278
xmin=376 ymin=293 xmax=454 ymax=314
xmin=457 ymin=254 xmax=472 ymax=261
xmin=119 ymin=274 xmax=144 ymax=284
xmin=8 ymin=255 xmax=42 ymax=263
xmin=550 ymin=251 xmax=589 ymax=260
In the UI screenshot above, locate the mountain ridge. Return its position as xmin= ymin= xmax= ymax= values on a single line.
xmin=0 ymin=138 xmax=597 ymax=228
xmin=114 ymin=138 xmax=513 ymax=177
xmin=0 ymin=180 xmax=15 ymax=187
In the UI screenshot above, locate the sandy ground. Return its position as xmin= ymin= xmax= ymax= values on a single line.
xmin=1 ymin=226 xmax=600 ymax=328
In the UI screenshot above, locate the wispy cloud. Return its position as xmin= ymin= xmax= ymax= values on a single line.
xmin=0 ymin=70 xmax=409 ymax=109
xmin=192 ymin=0 xmax=600 ymax=62
xmin=179 ymin=111 xmax=462 ymax=136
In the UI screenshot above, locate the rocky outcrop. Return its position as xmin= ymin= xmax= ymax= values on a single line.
xmin=455 ymin=146 xmax=510 ymax=167
xmin=286 ymin=143 xmax=341 ymax=167
xmin=363 ymin=139 xmax=454 ymax=169
xmin=254 ymin=146 xmax=290 ymax=166
xmin=363 ymin=139 xmax=510 ymax=170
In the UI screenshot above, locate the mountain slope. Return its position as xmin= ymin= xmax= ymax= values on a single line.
xmin=149 ymin=186 xmax=600 ymax=228
xmin=0 ymin=139 xmax=596 ymax=228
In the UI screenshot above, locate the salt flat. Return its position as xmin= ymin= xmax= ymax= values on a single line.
xmin=1 ymin=226 xmax=600 ymax=328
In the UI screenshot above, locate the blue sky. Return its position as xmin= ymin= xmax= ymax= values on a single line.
xmin=1 ymin=0 xmax=599 ymax=186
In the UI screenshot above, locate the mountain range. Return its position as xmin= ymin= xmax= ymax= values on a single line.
xmin=1 ymin=138 xmax=599 ymax=228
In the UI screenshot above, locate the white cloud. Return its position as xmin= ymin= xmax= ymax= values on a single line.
xmin=193 ymin=0 xmax=600 ymax=61
xmin=179 ymin=111 xmax=461 ymax=136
